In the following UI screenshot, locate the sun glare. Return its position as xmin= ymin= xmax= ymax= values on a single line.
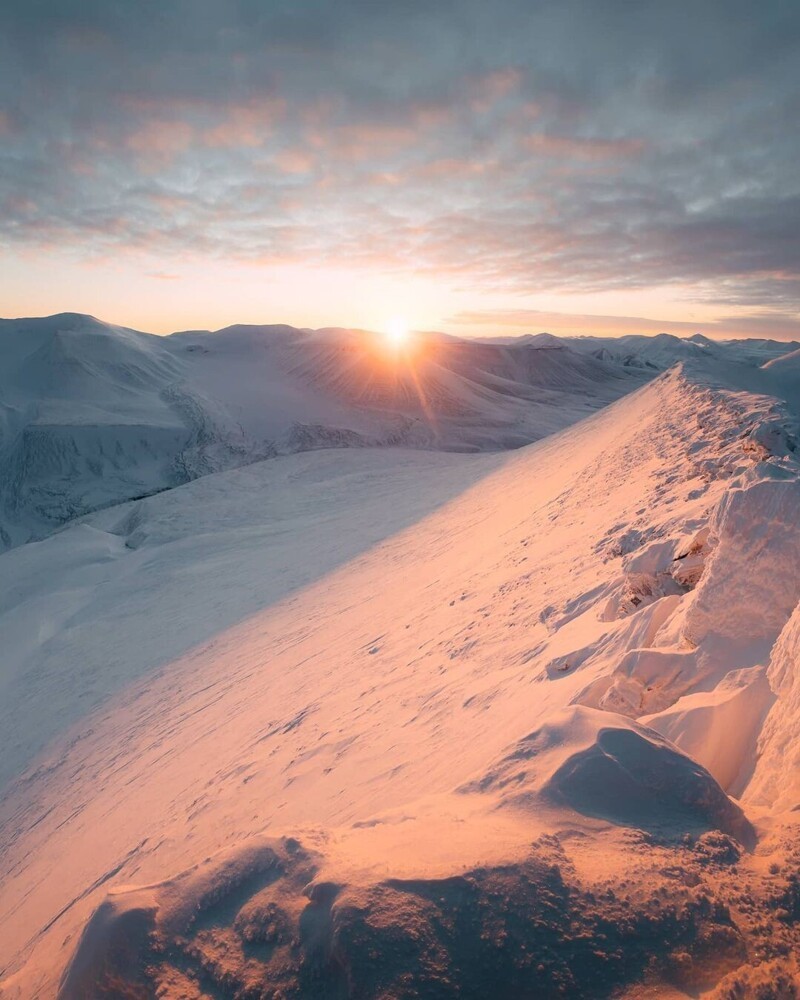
xmin=385 ymin=316 xmax=409 ymax=348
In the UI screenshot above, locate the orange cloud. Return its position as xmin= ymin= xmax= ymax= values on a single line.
xmin=469 ymin=67 xmax=523 ymax=112
xmin=274 ymin=148 xmax=315 ymax=175
xmin=523 ymin=134 xmax=648 ymax=161
xmin=115 ymin=96 xmax=287 ymax=158
xmin=306 ymin=123 xmax=418 ymax=161
xmin=201 ymin=100 xmax=285 ymax=148
xmin=365 ymin=171 xmax=404 ymax=186
xmin=125 ymin=120 xmax=195 ymax=165
xmin=409 ymin=102 xmax=454 ymax=130
xmin=5 ymin=194 xmax=38 ymax=215
xmin=415 ymin=157 xmax=498 ymax=180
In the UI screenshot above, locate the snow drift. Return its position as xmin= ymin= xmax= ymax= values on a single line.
xmin=466 ymin=705 xmax=754 ymax=847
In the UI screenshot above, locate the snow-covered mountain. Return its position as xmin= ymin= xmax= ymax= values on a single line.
xmin=0 ymin=314 xmax=646 ymax=550
xmin=2 ymin=318 xmax=800 ymax=998
xmin=483 ymin=330 xmax=800 ymax=371
xmin=567 ymin=331 xmax=800 ymax=370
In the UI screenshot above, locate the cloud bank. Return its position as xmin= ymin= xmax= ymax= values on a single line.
xmin=1 ymin=0 xmax=799 ymax=333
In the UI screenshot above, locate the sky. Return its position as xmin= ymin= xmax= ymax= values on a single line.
xmin=1 ymin=0 xmax=800 ymax=339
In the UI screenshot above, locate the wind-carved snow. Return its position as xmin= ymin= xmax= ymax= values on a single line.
xmin=747 ymin=602 xmax=800 ymax=813
xmin=2 ymin=321 xmax=800 ymax=997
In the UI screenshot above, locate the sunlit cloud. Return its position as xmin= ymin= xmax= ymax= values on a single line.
xmin=521 ymin=134 xmax=648 ymax=162
xmin=0 ymin=0 xmax=798 ymax=335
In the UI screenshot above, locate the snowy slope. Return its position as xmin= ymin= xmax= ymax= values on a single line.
xmin=0 ymin=314 xmax=647 ymax=550
xmin=0 ymin=448 xmax=504 ymax=791
xmin=3 ymin=351 xmax=800 ymax=997
xmin=0 ymin=314 xmax=189 ymax=549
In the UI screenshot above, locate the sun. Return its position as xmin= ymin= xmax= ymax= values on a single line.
xmin=385 ymin=315 xmax=409 ymax=348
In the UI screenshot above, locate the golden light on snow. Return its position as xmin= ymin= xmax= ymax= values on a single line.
xmin=384 ymin=315 xmax=409 ymax=348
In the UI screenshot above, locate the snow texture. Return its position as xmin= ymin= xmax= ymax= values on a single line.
xmin=1 ymin=316 xmax=800 ymax=998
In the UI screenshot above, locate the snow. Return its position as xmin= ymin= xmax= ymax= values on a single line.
xmin=747 ymin=601 xmax=800 ymax=813
xmin=682 ymin=470 xmax=800 ymax=647
xmin=1 ymin=317 xmax=800 ymax=997
xmin=564 ymin=331 xmax=800 ymax=371
xmin=480 ymin=330 xmax=800 ymax=371
xmin=641 ymin=666 xmax=775 ymax=796
xmin=0 ymin=314 xmax=647 ymax=550
xmin=0 ymin=448 xmax=502 ymax=790
xmin=463 ymin=704 xmax=754 ymax=846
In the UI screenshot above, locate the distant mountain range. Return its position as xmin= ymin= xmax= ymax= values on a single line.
xmin=1 ymin=313 xmax=797 ymax=550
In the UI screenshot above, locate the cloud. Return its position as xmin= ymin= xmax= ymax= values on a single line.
xmin=0 ymin=0 xmax=799 ymax=321
xmin=521 ymin=134 xmax=648 ymax=161
xmin=146 ymin=270 xmax=180 ymax=281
